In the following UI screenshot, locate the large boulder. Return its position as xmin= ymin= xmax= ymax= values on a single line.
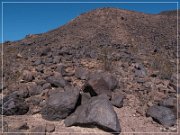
xmin=41 ymin=87 xmax=80 ymax=120
xmin=146 ymin=105 xmax=176 ymax=127
xmin=83 ymin=72 xmax=118 ymax=97
xmin=84 ymin=77 xmax=111 ymax=97
xmin=65 ymin=95 xmax=121 ymax=133
xmin=89 ymin=71 xmax=118 ymax=90
xmin=0 ymin=94 xmax=29 ymax=115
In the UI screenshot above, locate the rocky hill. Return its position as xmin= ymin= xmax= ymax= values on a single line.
xmin=0 ymin=8 xmax=179 ymax=134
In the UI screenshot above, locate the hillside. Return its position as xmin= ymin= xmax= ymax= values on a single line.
xmin=0 ymin=8 xmax=179 ymax=134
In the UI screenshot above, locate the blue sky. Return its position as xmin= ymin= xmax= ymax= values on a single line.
xmin=0 ymin=0 xmax=179 ymax=42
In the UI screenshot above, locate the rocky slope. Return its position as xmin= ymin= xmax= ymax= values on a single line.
xmin=0 ymin=8 xmax=180 ymax=134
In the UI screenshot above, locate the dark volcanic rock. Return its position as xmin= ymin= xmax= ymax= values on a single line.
xmin=75 ymin=67 xmax=89 ymax=80
xmin=46 ymin=74 xmax=67 ymax=88
xmin=56 ymin=64 xmax=66 ymax=76
xmin=159 ymin=97 xmax=176 ymax=108
xmin=41 ymin=47 xmax=51 ymax=56
xmin=134 ymin=63 xmax=147 ymax=78
xmin=53 ymin=56 xmax=61 ymax=64
xmin=84 ymin=77 xmax=111 ymax=97
xmin=102 ymin=73 xmax=118 ymax=90
xmin=41 ymin=87 xmax=80 ymax=120
xmin=111 ymin=93 xmax=124 ymax=108
xmin=80 ymin=92 xmax=91 ymax=105
xmin=27 ymin=82 xmax=43 ymax=96
xmin=0 ymin=95 xmax=29 ymax=115
xmin=33 ymin=59 xmax=43 ymax=66
xmin=89 ymin=71 xmax=118 ymax=90
xmin=42 ymin=83 xmax=51 ymax=90
xmin=65 ymin=95 xmax=121 ymax=133
xmin=22 ymin=70 xmax=34 ymax=82
xmin=169 ymin=73 xmax=180 ymax=93
xmin=146 ymin=105 xmax=176 ymax=127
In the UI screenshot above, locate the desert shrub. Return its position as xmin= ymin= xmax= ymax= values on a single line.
xmin=99 ymin=47 xmax=113 ymax=71
xmin=151 ymin=53 xmax=174 ymax=80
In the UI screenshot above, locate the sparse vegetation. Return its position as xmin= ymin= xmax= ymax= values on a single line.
xmin=99 ymin=47 xmax=113 ymax=71
xmin=151 ymin=53 xmax=174 ymax=80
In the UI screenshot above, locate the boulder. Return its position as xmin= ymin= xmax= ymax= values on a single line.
xmin=102 ymin=73 xmax=118 ymax=90
xmin=89 ymin=71 xmax=118 ymax=90
xmin=0 ymin=95 xmax=29 ymax=115
xmin=146 ymin=105 xmax=176 ymax=127
xmin=27 ymin=82 xmax=43 ymax=96
xmin=84 ymin=77 xmax=111 ymax=97
xmin=80 ymin=92 xmax=91 ymax=105
xmin=65 ymin=95 xmax=121 ymax=133
xmin=159 ymin=97 xmax=176 ymax=108
xmin=46 ymin=73 xmax=67 ymax=88
xmin=75 ymin=67 xmax=89 ymax=80
xmin=41 ymin=87 xmax=80 ymax=120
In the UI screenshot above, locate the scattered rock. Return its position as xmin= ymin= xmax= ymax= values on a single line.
xmin=41 ymin=47 xmax=51 ymax=56
xmin=0 ymin=96 xmax=29 ymax=115
xmin=41 ymin=87 xmax=80 ymax=120
xmin=11 ymin=89 xmax=29 ymax=99
xmin=65 ymin=95 xmax=121 ymax=133
xmin=22 ymin=70 xmax=34 ymax=82
xmin=35 ymin=65 xmax=44 ymax=72
xmin=134 ymin=63 xmax=147 ymax=78
xmin=111 ymin=93 xmax=125 ymax=108
xmin=56 ymin=64 xmax=66 ymax=76
xmin=159 ymin=97 xmax=176 ymax=108
xmin=33 ymin=59 xmax=43 ymax=66
xmin=53 ymin=56 xmax=61 ymax=64
xmin=46 ymin=75 xmax=67 ymax=88
xmin=27 ymin=82 xmax=43 ymax=96
xmin=146 ymin=105 xmax=176 ymax=127
xmin=42 ymin=83 xmax=51 ymax=90
xmin=75 ymin=67 xmax=89 ymax=80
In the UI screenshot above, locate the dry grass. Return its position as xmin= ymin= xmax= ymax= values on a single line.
xmin=151 ymin=53 xmax=174 ymax=80
xmin=99 ymin=47 xmax=113 ymax=71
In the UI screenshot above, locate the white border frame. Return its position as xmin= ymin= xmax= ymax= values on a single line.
xmin=1 ymin=1 xmax=179 ymax=134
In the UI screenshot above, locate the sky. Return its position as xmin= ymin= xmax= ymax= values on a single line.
xmin=0 ymin=0 xmax=179 ymax=42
